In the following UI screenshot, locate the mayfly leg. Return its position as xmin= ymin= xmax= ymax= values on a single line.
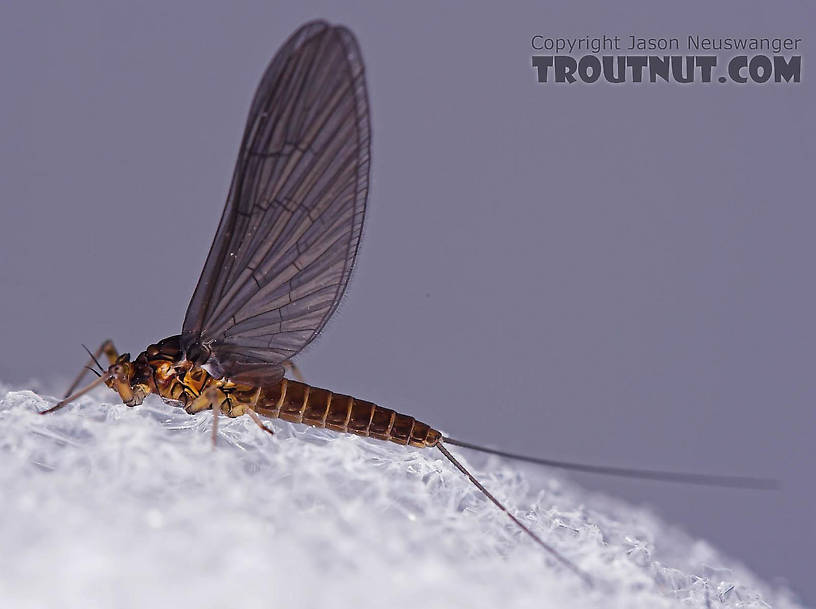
xmin=436 ymin=442 xmax=593 ymax=587
xmin=211 ymin=399 xmax=221 ymax=449
xmin=245 ymin=408 xmax=275 ymax=437
xmin=63 ymin=339 xmax=119 ymax=398
xmin=282 ymin=360 xmax=305 ymax=383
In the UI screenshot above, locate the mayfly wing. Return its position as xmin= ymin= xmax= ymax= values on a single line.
xmin=181 ymin=21 xmax=370 ymax=383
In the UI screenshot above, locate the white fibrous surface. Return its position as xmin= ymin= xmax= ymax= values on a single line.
xmin=0 ymin=387 xmax=804 ymax=609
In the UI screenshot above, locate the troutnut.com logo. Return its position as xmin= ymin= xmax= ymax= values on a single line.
xmin=531 ymin=35 xmax=802 ymax=84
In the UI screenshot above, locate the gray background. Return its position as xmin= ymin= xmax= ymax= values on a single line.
xmin=0 ymin=0 xmax=812 ymax=603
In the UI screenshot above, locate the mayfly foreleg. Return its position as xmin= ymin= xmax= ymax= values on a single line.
xmin=63 ymin=339 xmax=119 ymax=398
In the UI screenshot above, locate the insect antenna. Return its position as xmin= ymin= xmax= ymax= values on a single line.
xmin=436 ymin=443 xmax=592 ymax=587
xmin=64 ymin=343 xmax=110 ymax=398
xmin=442 ymin=437 xmax=778 ymax=490
xmin=82 ymin=343 xmax=106 ymax=373
xmin=40 ymin=374 xmax=109 ymax=415
xmin=85 ymin=366 xmax=102 ymax=378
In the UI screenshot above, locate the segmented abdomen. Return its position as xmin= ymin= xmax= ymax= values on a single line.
xmin=141 ymin=336 xmax=440 ymax=448
xmin=249 ymin=379 xmax=441 ymax=448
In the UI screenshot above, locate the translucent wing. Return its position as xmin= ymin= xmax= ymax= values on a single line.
xmin=181 ymin=21 xmax=370 ymax=383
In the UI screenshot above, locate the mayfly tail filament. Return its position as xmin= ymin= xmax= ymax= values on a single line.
xmin=441 ymin=436 xmax=778 ymax=490
xmin=437 ymin=442 xmax=593 ymax=587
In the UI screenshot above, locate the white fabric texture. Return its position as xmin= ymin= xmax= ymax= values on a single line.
xmin=0 ymin=388 xmax=803 ymax=609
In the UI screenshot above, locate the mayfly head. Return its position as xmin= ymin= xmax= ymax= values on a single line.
xmin=104 ymin=353 xmax=150 ymax=407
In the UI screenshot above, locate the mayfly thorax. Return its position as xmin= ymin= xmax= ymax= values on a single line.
xmin=41 ymin=21 xmax=776 ymax=587
xmin=93 ymin=335 xmax=442 ymax=449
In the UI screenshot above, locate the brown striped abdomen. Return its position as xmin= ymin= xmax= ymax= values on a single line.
xmin=138 ymin=336 xmax=439 ymax=448
xmin=250 ymin=379 xmax=441 ymax=448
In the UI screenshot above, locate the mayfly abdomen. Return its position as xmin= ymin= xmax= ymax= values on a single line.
xmin=252 ymin=378 xmax=441 ymax=448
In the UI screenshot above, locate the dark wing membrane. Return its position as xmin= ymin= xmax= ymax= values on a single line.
xmin=181 ymin=21 xmax=370 ymax=383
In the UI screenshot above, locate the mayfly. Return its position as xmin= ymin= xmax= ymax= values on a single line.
xmin=41 ymin=21 xmax=774 ymax=585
